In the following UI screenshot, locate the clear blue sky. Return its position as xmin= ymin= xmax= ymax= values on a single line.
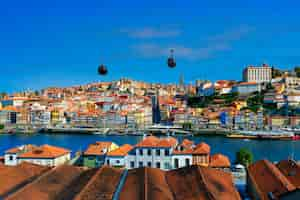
xmin=0 ymin=0 xmax=300 ymax=93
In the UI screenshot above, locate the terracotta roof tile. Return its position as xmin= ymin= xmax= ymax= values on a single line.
xmin=0 ymin=162 xmax=50 ymax=197
xmin=209 ymin=154 xmax=231 ymax=168
xmin=120 ymin=167 xmax=174 ymax=200
xmin=166 ymin=165 xmax=241 ymax=200
xmin=276 ymin=159 xmax=300 ymax=188
xmin=18 ymin=145 xmax=70 ymax=159
xmin=248 ymin=159 xmax=296 ymax=199
xmin=84 ymin=142 xmax=113 ymax=156
xmin=74 ymin=166 xmax=123 ymax=200
xmin=193 ymin=142 xmax=210 ymax=155
xmin=180 ymin=139 xmax=194 ymax=149
xmin=6 ymin=165 xmax=86 ymax=200
xmin=107 ymin=144 xmax=133 ymax=157
xmin=136 ymin=136 xmax=177 ymax=148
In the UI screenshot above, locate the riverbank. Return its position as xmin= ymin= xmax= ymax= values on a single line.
xmin=0 ymin=133 xmax=299 ymax=163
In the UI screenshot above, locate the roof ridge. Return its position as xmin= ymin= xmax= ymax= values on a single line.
xmin=197 ymin=166 xmax=216 ymax=200
xmin=144 ymin=167 xmax=148 ymax=200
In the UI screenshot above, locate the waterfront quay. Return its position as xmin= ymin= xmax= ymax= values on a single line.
xmin=1 ymin=133 xmax=300 ymax=163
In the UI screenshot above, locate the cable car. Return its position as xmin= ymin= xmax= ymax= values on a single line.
xmin=98 ymin=64 xmax=108 ymax=75
xmin=167 ymin=49 xmax=176 ymax=68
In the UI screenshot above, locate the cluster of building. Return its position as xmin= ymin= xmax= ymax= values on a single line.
xmin=82 ymin=136 xmax=230 ymax=171
xmin=2 ymin=136 xmax=230 ymax=171
xmin=1 ymin=64 xmax=300 ymax=130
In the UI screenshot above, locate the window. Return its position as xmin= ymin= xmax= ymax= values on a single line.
xmin=139 ymin=149 xmax=143 ymax=156
xmin=185 ymin=158 xmax=190 ymax=166
xmin=147 ymin=149 xmax=152 ymax=156
xmin=147 ymin=162 xmax=152 ymax=167
xmin=156 ymin=149 xmax=160 ymax=156
xmin=9 ymin=155 xmax=13 ymax=161
xmin=139 ymin=161 xmax=143 ymax=168
xmin=107 ymin=159 xmax=110 ymax=165
xmin=130 ymin=161 xmax=135 ymax=168
xmin=116 ymin=160 xmax=120 ymax=164
xmin=165 ymin=149 xmax=170 ymax=156
xmin=164 ymin=162 xmax=171 ymax=169
xmin=156 ymin=162 xmax=161 ymax=169
xmin=174 ymin=158 xmax=179 ymax=168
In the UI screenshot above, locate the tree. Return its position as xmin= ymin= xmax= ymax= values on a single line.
xmin=294 ymin=66 xmax=300 ymax=78
xmin=0 ymin=124 xmax=4 ymax=130
xmin=235 ymin=148 xmax=254 ymax=167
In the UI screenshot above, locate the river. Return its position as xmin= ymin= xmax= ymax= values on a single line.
xmin=1 ymin=133 xmax=299 ymax=163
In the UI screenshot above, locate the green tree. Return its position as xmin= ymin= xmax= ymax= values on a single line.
xmin=236 ymin=148 xmax=254 ymax=167
xmin=0 ymin=124 xmax=4 ymax=130
xmin=295 ymin=66 xmax=300 ymax=78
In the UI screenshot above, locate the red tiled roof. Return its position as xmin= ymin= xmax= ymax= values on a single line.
xmin=276 ymin=159 xmax=300 ymax=188
xmin=107 ymin=144 xmax=133 ymax=157
xmin=209 ymin=154 xmax=231 ymax=168
xmin=0 ymin=162 xmax=50 ymax=197
xmin=248 ymin=159 xmax=296 ymax=199
xmin=84 ymin=142 xmax=113 ymax=156
xmin=135 ymin=136 xmax=177 ymax=148
xmin=193 ymin=142 xmax=210 ymax=155
xmin=18 ymin=145 xmax=70 ymax=159
xmin=166 ymin=165 xmax=241 ymax=200
xmin=180 ymin=139 xmax=194 ymax=149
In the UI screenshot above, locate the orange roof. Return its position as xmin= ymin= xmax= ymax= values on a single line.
xmin=135 ymin=136 xmax=160 ymax=147
xmin=237 ymin=82 xmax=258 ymax=86
xmin=107 ymin=144 xmax=133 ymax=157
xmin=209 ymin=154 xmax=231 ymax=168
xmin=276 ymin=159 xmax=300 ymax=188
xmin=18 ymin=145 xmax=70 ymax=159
xmin=135 ymin=136 xmax=177 ymax=148
xmin=5 ymin=145 xmax=37 ymax=154
xmin=248 ymin=159 xmax=295 ymax=199
xmin=84 ymin=142 xmax=113 ymax=156
xmin=180 ymin=139 xmax=194 ymax=149
xmin=193 ymin=142 xmax=210 ymax=155
xmin=0 ymin=106 xmax=19 ymax=112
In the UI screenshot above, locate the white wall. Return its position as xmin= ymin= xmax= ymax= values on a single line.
xmin=4 ymin=153 xmax=18 ymax=166
xmin=105 ymin=156 xmax=126 ymax=167
xmin=17 ymin=153 xmax=70 ymax=167
xmin=172 ymin=155 xmax=193 ymax=169
xmin=126 ymin=148 xmax=173 ymax=170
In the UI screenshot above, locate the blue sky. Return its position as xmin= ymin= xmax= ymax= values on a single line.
xmin=0 ymin=0 xmax=300 ymax=93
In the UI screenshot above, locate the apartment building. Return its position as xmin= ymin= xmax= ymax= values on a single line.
xmin=243 ymin=64 xmax=272 ymax=83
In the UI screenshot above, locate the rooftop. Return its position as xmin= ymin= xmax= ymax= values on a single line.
xmin=18 ymin=144 xmax=70 ymax=159
xmin=107 ymin=144 xmax=133 ymax=157
xmin=84 ymin=142 xmax=113 ymax=156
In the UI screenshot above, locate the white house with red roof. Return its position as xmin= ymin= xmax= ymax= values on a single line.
xmin=125 ymin=136 xmax=178 ymax=170
xmin=5 ymin=144 xmax=71 ymax=167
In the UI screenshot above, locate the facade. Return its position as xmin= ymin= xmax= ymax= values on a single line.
xmin=105 ymin=144 xmax=133 ymax=167
xmin=5 ymin=144 xmax=71 ymax=167
xmin=232 ymin=82 xmax=262 ymax=94
xmin=243 ymin=64 xmax=272 ymax=83
xmin=83 ymin=141 xmax=119 ymax=168
xmin=126 ymin=136 xmax=178 ymax=170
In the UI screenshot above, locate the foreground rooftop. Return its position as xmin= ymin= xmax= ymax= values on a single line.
xmin=0 ymin=164 xmax=241 ymax=200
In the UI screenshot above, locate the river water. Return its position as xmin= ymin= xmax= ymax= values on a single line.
xmin=1 ymin=133 xmax=299 ymax=163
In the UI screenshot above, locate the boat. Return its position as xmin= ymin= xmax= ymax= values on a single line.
xmin=227 ymin=130 xmax=295 ymax=140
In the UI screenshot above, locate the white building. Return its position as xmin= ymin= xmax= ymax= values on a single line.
xmin=243 ymin=64 xmax=272 ymax=83
xmin=125 ymin=136 xmax=178 ymax=170
xmin=105 ymin=144 xmax=133 ymax=167
xmin=5 ymin=144 xmax=71 ymax=167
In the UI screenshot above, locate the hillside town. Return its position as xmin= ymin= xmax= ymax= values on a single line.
xmin=1 ymin=64 xmax=300 ymax=136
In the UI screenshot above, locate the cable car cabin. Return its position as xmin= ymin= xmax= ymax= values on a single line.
xmin=167 ymin=57 xmax=176 ymax=68
xmin=98 ymin=65 xmax=108 ymax=75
